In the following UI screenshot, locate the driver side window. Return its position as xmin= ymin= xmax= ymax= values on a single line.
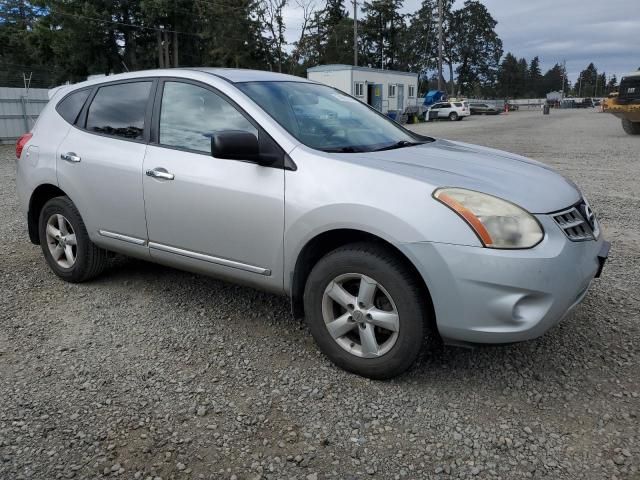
xmin=159 ymin=81 xmax=257 ymax=153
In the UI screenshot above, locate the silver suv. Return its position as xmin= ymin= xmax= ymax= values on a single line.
xmin=16 ymin=69 xmax=609 ymax=379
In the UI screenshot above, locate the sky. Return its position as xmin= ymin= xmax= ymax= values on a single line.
xmin=282 ymin=0 xmax=640 ymax=83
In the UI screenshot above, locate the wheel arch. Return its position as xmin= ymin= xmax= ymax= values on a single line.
xmin=290 ymin=228 xmax=437 ymax=332
xmin=28 ymin=184 xmax=68 ymax=244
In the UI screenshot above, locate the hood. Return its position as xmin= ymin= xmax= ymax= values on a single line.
xmin=343 ymin=139 xmax=581 ymax=213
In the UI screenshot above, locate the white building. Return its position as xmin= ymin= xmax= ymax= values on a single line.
xmin=307 ymin=64 xmax=419 ymax=114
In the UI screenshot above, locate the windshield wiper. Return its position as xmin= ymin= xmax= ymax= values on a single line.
xmin=323 ymin=146 xmax=361 ymax=153
xmin=373 ymin=140 xmax=426 ymax=152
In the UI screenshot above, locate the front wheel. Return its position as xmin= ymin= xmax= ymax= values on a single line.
xmin=449 ymin=112 xmax=459 ymax=121
xmin=39 ymin=196 xmax=108 ymax=282
xmin=303 ymin=243 xmax=430 ymax=379
xmin=622 ymin=118 xmax=640 ymax=135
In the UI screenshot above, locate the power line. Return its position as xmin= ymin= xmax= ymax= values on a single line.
xmin=50 ymin=10 xmax=203 ymax=37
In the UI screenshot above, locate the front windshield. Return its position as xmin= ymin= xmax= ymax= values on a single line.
xmin=236 ymin=81 xmax=429 ymax=153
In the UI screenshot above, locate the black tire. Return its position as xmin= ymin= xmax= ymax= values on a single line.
xmin=622 ymin=118 xmax=640 ymax=135
xmin=448 ymin=112 xmax=458 ymax=121
xmin=38 ymin=196 xmax=108 ymax=282
xmin=303 ymin=242 xmax=430 ymax=379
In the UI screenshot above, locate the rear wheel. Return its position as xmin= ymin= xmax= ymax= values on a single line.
xmin=303 ymin=242 xmax=430 ymax=379
xmin=448 ymin=112 xmax=459 ymax=121
xmin=39 ymin=196 xmax=108 ymax=282
xmin=622 ymin=118 xmax=640 ymax=135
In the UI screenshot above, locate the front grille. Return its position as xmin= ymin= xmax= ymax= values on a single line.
xmin=552 ymin=202 xmax=598 ymax=241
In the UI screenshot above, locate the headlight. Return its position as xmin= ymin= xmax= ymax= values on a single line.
xmin=433 ymin=187 xmax=544 ymax=249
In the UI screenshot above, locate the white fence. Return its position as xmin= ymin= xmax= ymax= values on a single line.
xmin=0 ymin=87 xmax=49 ymax=144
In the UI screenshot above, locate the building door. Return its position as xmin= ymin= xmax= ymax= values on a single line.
xmin=367 ymin=84 xmax=383 ymax=111
xmin=397 ymin=84 xmax=404 ymax=111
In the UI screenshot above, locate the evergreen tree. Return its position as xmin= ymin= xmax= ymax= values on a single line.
xmin=528 ymin=56 xmax=543 ymax=97
xmin=452 ymin=0 xmax=502 ymax=97
xmin=360 ymin=0 xmax=405 ymax=70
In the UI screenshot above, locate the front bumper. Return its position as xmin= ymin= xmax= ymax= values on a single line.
xmin=400 ymin=215 xmax=609 ymax=345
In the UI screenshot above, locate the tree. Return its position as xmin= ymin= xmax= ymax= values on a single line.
xmin=451 ymin=0 xmax=502 ymax=97
xmin=606 ymin=74 xmax=618 ymax=94
xmin=497 ymin=53 xmax=521 ymax=98
xmin=576 ymin=62 xmax=598 ymax=97
xmin=261 ymin=0 xmax=288 ymax=72
xmin=541 ymin=63 xmax=569 ymax=96
xmin=528 ymin=56 xmax=543 ymax=97
xmin=293 ymin=0 xmax=354 ymax=70
xmin=360 ymin=0 xmax=406 ymax=70
xmin=402 ymin=0 xmax=436 ymax=76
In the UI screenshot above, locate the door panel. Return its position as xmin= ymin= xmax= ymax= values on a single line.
xmin=143 ymin=146 xmax=285 ymax=290
xmin=397 ymin=85 xmax=404 ymax=111
xmin=56 ymin=80 xmax=153 ymax=257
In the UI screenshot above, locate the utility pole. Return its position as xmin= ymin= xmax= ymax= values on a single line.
xmin=353 ymin=0 xmax=358 ymax=66
xmin=437 ymin=0 xmax=443 ymax=91
xmin=560 ymin=59 xmax=566 ymax=100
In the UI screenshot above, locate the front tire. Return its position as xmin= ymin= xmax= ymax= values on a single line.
xmin=622 ymin=118 xmax=640 ymax=135
xmin=39 ymin=196 xmax=108 ymax=282
xmin=303 ymin=243 xmax=430 ymax=379
xmin=449 ymin=112 xmax=459 ymax=121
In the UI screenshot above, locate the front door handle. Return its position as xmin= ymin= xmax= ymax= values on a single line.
xmin=61 ymin=152 xmax=81 ymax=163
xmin=145 ymin=168 xmax=175 ymax=180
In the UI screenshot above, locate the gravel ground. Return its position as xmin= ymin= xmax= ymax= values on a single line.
xmin=1 ymin=109 xmax=638 ymax=480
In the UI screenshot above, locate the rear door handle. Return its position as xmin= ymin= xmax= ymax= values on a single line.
xmin=61 ymin=152 xmax=81 ymax=163
xmin=145 ymin=168 xmax=175 ymax=180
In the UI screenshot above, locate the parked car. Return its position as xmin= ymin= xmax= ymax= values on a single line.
xmin=15 ymin=69 xmax=609 ymax=379
xmin=469 ymin=102 xmax=501 ymax=115
xmin=427 ymin=101 xmax=470 ymax=121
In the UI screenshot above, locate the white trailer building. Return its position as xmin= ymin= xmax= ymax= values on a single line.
xmin=307 ymin=64 xmax=419 ymax=114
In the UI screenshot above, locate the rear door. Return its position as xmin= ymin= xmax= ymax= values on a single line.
xmin=56 ymin=79 xmax=155 ymax=255
xmin=438 ymin=102 xmax=452 ymax=118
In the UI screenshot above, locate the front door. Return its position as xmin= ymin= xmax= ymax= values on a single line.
xmin=142 ymin=80 xmax=285 ymax=291
xmin=56 ymin=80 xmax=153 ymax=254
xmin=367 ymin=84 xmax=383 ymax=111
xmin=397 ymin=84 xmax=404 ymax=111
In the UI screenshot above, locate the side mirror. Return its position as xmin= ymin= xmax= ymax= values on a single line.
xmin=211 ymin=130 xmax=261 ymax=162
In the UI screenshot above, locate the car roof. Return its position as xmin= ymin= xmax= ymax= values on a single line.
xmin=192 ymin=67 xmax=312 ymax=83
xmin=48 ymin=67 xmax=312 ymax=99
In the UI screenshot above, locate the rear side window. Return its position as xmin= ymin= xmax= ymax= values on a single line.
xmin=454 ymin=102 xmax=462 ymax=107
xmin=56 ymin=89 xmax=90 ymax=125
xmin=86 ymin=82 xmax=151 ymax=140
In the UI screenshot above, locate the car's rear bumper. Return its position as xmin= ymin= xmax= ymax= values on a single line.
xmin=399 ymin=215 xmax=608 ymax=345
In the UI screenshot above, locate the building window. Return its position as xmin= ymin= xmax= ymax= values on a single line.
xmin=354 ymin=82 xmax=365 ymax=97
xmin=408 ymin=85 xmax=415 ymax=98
xmin=388 ymin=84 xmax=397 ymax=97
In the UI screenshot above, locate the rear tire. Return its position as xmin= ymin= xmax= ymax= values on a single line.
xmin=622 ymin=118 xmax=640 ymax=135
xmin=38 ymin=196 xmax=108 ymax=283
xmin=303 ymin=242 xmax=430 ymax=379
xmin=449 ymin=112 xmax=459 ymax=121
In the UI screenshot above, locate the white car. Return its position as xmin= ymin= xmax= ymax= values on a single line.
xmin=428 ymin=101 xmax=470 ymax=121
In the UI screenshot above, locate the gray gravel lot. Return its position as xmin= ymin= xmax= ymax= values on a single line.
xmin=1 ymin=109 xmax=638 ymax=480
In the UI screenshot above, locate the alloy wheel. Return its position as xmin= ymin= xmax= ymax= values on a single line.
xmin=321 ymin=273 xmax=400 ymax=358
xmin=45 ymin=214 xmax=77 ymax=268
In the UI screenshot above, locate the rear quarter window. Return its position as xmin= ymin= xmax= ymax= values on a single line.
xmin=56 ymin=89 xmax=91 ymax=125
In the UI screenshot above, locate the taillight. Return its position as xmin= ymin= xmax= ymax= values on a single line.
xmin=16 ymin=133 xmax=33 ymax=159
